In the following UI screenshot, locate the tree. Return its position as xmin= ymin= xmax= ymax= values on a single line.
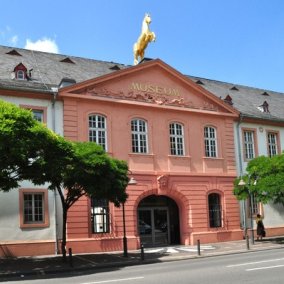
xmin=0 ymin=100 xmax=129 ymax=260
xmin=53 ymin=142 xmax=129 ymax=260
xmin=0 ymin=99 xmax=65 ymax=190
xmin=234 ymin=154 xmax=284 ymax=206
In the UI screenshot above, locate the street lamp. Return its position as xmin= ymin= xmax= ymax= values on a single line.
xmin=238 ymin=177 xmax=256 ymax=245
xmin=122 ymin=175 xmax=137 ymax=257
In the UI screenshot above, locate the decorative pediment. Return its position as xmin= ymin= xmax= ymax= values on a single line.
xmin=87 ymin=84 xmax=218 ymax=111
xmin=61 ymin=59 xmax=238 ymax=116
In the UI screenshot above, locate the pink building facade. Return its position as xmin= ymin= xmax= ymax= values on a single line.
xmin=60 ymin=59 xmax=242 ymax=253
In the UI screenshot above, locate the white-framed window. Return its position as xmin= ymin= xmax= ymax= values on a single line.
xmin=16 ymin=70 xmax=25 ymax=80
xmin=23 ymin=193 xmax=44 ymax=224
xmin=243 ymin=130 xmax=255 ymax=160
xmin=32 ymin=109 xmax=44 ymax=122
xmin=249 ymin=194 xmax=259 ymax=216
xmin=91 ymin=198 xmax=110 ymax=233
xmin=131 ymin=119 xmax=148 ymax=153
xmin=169 ymin=122 xmax=184 ymax=155
xmin=19 ymin=189 xmax=49 ymax=228
xmin=204 ymin=126 xmax=217 ymax=157
xmin=89 ymin=114 xmax=107 ymax=151
xmin=267 ymin=132 xmax=278 ymax=157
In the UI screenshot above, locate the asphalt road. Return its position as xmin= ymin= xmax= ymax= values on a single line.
xmin=3 ymin=249 xmax=284 ymax=284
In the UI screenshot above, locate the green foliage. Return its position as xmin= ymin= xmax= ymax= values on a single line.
xmin=64 ymin=142 xmax=128 ymax=207
xmin=0 ymin=99 xmax=45 ymax=190
xmin=0 ymin=100 xmax=130 ymax=260
xmin=234 ymin=153 xmax=284 ymax=206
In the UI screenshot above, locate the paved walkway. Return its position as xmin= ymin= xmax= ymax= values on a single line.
xmin=1 ymin=237 xmax=284 ymax=280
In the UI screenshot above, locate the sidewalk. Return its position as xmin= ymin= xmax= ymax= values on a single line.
xmin=1 ymin=236 xmax=284 ymax=281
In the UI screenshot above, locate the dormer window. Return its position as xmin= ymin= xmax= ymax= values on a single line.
xmin=230 ymin=86 xmax=239 ymax=91
xmin=17 ymin=70 xmax=25 ymax=80
xmin=224 ymin=94 xmax=233 ymax=105
xmin=60 ymin=57 xmax=75 ymax=64
xmin=14 ymin=63 xmax=27 ymax=80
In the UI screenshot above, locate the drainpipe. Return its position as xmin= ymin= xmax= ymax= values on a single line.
xmin=51 ymin=87 xmax=59 ymax=255
xmin=236 ymin=113 xmax=246 ymax=233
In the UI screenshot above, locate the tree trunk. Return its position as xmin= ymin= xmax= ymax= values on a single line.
xmin=61 ymin=205 xmax=67 ymax=262
xmin=56 ymin=186 xmax=68 ymax=262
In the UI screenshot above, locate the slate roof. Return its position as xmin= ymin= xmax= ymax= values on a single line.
xmin=0 ymin=45 xmax=129 ymax=93
xmin=0 ymin=44 xmax=283 ymax=122
xmin=188 ymin=76 xmax=284 ymax=122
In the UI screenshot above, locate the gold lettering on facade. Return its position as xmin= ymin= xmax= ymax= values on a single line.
xmin=130 ymin=82 xmax=180 ymax=96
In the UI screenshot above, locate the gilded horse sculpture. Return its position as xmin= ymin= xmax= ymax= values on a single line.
xmin=133 ymin=14 xmax=156 ymax=65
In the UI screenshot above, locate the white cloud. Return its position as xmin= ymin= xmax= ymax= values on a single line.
xmin=25 ymin=38 xmax=59 ymax=53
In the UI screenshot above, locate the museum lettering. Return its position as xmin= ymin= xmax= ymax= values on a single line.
xmin=131 ymin=82 xmax=180 ymax=96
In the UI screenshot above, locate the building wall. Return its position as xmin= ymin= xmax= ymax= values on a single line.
xmin=61 ymin=63 xmax=243 ymax=253
xmin=0 ymin=93 xmax=64 ymax=256
xmin=235 ymin=120 xmax=284 ymax=236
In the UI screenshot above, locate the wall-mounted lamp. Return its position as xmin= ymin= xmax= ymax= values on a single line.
xmin=128 ymin=177 xmax=137 ymax=185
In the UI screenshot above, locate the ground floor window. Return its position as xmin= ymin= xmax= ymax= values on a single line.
xmin=19 ymin=189 xmax=49 ymax=228
xmin=208 ymin=193 xmax=222 ymax=228
xmin=91 ymin=198 xmax=110 ymax=233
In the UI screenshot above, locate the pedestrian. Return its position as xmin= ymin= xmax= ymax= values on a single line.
xmin=256 ymin=214 xmax=265 ymax=240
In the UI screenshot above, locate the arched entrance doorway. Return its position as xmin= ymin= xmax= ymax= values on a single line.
xmin=137 ymin=195 xmax=180 ymax=247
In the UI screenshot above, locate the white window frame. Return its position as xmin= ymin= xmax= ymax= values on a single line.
xmin=17 ymin=70 xmax=25 ymax=80
xmin=169 ymin=122 xmax=184 ymax=156
xmin=244 ymin=130 xmax=255 ymax=160
xmin=91 ymin=198 xmax=110 ymax=233
xmin=131 ymin=119 xmax=148 ymax=153
xmin=204 ymin=126 xmax=217 ymax=157
xmin=267 ymin=132 xmax=278 ymax=157
xmin=23 ymin=193 xmax=44 ymax=224
xmin=89 ymin=114 xmax=107 ymax=151
xmin=32 ymin=109 xmax=44 ymax=122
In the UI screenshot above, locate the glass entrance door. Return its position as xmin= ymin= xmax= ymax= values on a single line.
xmin=138 ymin=207 xmax=169 ymax=246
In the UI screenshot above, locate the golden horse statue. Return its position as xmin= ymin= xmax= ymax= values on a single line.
xmin=133 ymin=14 xmax=156 ymax=65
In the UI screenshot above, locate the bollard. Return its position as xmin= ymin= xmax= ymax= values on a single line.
xmin=197 ymin=239 xmax=201 ymax=256
xmin=140 ymin=244 xmax=145 ymax=261
xmin=246 ymin=235 xmax=250 ymax=250
xmin=68 ymin=248 xmax=73 ymax=267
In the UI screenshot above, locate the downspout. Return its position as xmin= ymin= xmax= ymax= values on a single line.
xmin=236 ymin=113 xmax=246 ymax=232
xmin=51 ymin=87 xmax=59 ymax=255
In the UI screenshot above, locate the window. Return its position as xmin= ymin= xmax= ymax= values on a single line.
xmin=267 ymin=132 xmax=278 ymax=157
xmin=89 ymin=114 xmax=107 ymax=151
xmin=204 ymin=126 xmax=217 ymax=157
xmin=17 ymin=70 xmax=25 ymax=80
xmin=32 ymin=109 xmax=44 ymax=122
xmin=169 ymin=122 xmax=184 ymax=155
xmin=249 ymin=194 xmax=259 ymax=216
xmin=20 ymin=105 xmax=47 ymax=123
xmin=243 ymin=130 xmax=255 ymax=160
xmin=91 ymin=198 xmax=110 ymax=233
xmin=24 ymin=193 xmax=44 ymax=223
xmin=131 ymin=119 xmax=148 ymax=153
xmin=19 ymin=189 xmax=49 ymax=228
xmin=208 ymin=193 xmax=222 ymax=228
xmin=14 ymin=63 xmax=27 ymax=80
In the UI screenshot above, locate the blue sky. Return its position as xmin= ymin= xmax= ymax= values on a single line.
xmin=1 ymin=0 xmax=284 ymax=92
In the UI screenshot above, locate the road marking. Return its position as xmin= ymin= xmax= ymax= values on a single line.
xmin=246 ymin=264 xmax=284 ymax=271
xmin=226 ymin=257 xmax=284 ymax=267
xmin=82 ymin=277 xmax=144 ymax=284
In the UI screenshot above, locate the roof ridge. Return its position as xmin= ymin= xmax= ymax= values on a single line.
xmin=1 ymin=44 xmax=130 ymax=68
xmin=187 ymin=74 xmax=284 ymax=95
